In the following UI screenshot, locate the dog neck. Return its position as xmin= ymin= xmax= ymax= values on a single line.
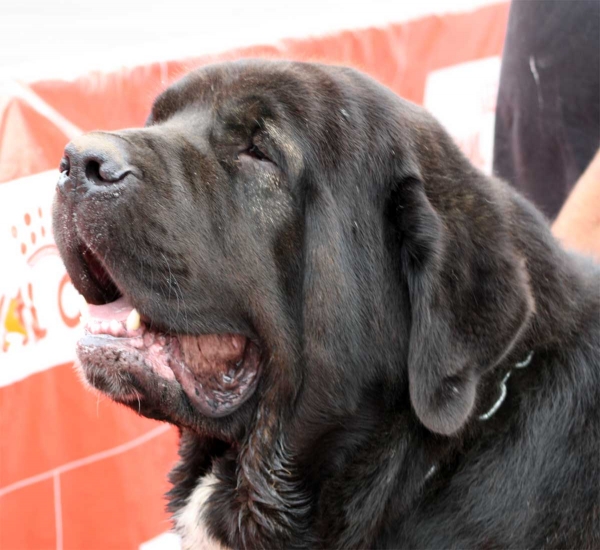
xmin=170 ymin=351 xmax=538 ymax=549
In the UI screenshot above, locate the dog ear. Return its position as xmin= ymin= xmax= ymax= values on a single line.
xmin=393 ymin=158 xmax=534 ymax=436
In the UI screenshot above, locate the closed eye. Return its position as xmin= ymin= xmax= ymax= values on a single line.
xmin=242 ymin=144 xmax=272 ymax=163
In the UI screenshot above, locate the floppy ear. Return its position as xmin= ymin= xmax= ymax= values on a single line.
xmin=394 ymin=169 xmax=534 ymax=436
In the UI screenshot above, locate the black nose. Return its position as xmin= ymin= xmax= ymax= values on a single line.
xmin=58 ymin=133 xmax=139 ymax=194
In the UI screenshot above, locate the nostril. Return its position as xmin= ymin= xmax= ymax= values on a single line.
xmin=59 ymin=156 xmax=70 ymax=176
xmin=62 ymin=135 xmax=138 ymax=191
xmin=85 ymin=158 xmax=133 ymax=185
xmin=85 ymin=160 xmax=105 ymax=184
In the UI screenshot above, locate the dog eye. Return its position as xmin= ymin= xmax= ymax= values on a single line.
xmin=244 ymin=144 xmax=271 ymax=162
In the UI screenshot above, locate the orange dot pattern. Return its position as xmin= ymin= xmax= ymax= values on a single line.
xmin=9 ymin=208 xmax=48 ymax=256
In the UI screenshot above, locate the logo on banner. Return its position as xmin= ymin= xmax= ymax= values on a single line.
xmin=0 ymin=171 xmax=82 ymax=386
xmin=1 ymin=207 xmax=80 ymax=353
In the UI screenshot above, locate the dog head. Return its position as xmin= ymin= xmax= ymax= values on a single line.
xmin=53 ymin=59 xmax=534 ymax=544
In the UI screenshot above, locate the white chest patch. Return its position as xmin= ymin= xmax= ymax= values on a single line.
xmin=174 ymin=473 xmax=231 ymax=550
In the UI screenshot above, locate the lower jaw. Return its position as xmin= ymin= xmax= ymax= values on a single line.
xmin=76 ymin=327 xmax=262 ymax=419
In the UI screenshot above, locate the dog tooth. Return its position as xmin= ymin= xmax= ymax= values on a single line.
xmin=109 ymin=319 xmax=122 ymax=336
xmin=126 ymin=309 xmax=141 ymax=331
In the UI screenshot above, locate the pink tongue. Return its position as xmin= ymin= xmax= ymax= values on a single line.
xmin=87 ymin=296 xmax=133 ymax=322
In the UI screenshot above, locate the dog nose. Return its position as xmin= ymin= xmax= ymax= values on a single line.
xmin=58 ymin=133 xmax=139 ymax=193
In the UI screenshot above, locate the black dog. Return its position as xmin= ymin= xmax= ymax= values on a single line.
xmin=52 ymin=60 xmax=600 ymax=549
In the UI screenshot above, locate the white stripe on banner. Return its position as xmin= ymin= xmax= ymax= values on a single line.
xmin=0 ymin=80 xmax=82 ymax=139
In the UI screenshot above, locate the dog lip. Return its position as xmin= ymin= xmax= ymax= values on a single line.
xmin=77 ymin=297 xmax=263 ymax=419
xmin=168 ymin=335 xmax=262 ymax=418
xmin=68 ymin=244 xmax=123 ymax=306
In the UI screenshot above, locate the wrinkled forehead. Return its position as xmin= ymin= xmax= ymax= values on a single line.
xmin=147 ymin=62 xmax=323 ymax=171
xmin=149 ymin=62 xmax=313 ymax=126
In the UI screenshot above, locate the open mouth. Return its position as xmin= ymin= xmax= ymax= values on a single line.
xmin=75 ymin=246 xmax=261 ymax=418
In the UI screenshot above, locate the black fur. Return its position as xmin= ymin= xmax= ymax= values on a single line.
xmin=53 ymin=60 xmax=600 ymax=549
